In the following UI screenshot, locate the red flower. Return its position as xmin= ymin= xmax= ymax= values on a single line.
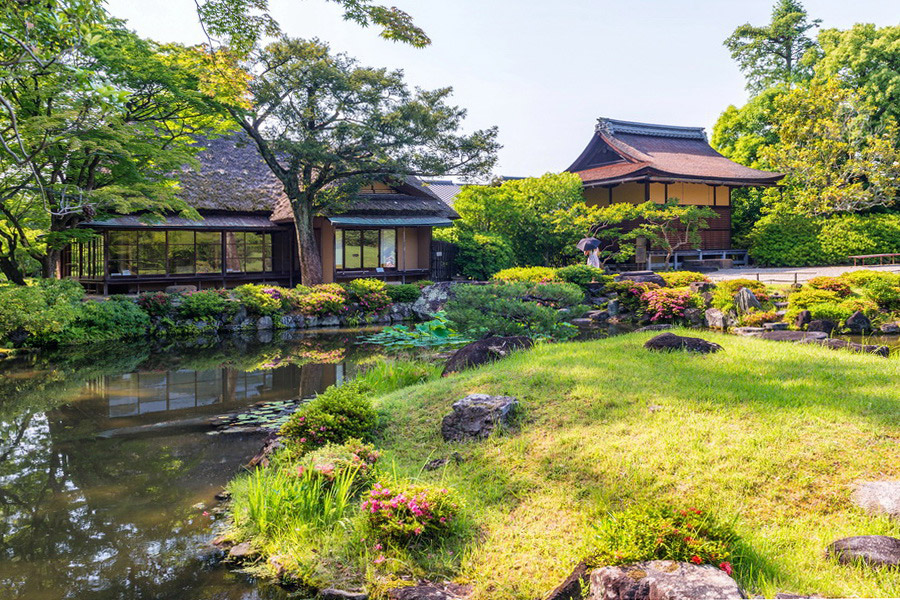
xmin=690 ymin=555 xmax=702 ymax=564
xmin=719 ymin=561 xmax=732 ymax=576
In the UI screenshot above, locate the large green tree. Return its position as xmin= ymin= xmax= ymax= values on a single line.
xmin=230 ymin=38 xmax=499 ymax=284
xmin=724 ymin=0 xmax=820 ymax=93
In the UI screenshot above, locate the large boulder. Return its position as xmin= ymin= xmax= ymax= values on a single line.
xmin=442 ymin=336 xmax=533 ymax=376
xmin=412 ymin=282 xmax=456 ymax=321
xmin=614 ymin=271 xmax=667 ymax=287
xmin=440 ymin=394 xmax=518 ymax=442
xmin=589 ymin=561 xmax=744 ymax=600
xmin=806 ymin=319 xmax=836 ymax=335
xmin=734 ymin=287 xmax=763 ymax=314
xmin=879 ymin=322 xmax=900 ymax=334
xmin=389 ymin=302 xmax=415 ymax=322
xmin=704 ymin=308 xmax=737 ymax=330
xmin=797 ymin=337 xmax=890 ymax=358
xmin=683 ymin=308 xmax=705 ymax=327
xmin=852 ymin=481 xmax=900 ymax=520
xmin=845 ymin=310 xmax=872 ymax=333
xmin=794 ymin=310 xmax=812 ymax=329
xmin=644 ymin=332 xmax=723 ymax=354
xmin=826 ymin=535 xmax=900 ymax=567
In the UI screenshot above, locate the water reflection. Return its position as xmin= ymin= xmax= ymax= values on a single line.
xmin=0 ymin=330 xmax=373 ymax=600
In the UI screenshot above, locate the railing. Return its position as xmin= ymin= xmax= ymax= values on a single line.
xmin=647 ymin=249 xmax=749 ymax=270
xmin=849 ymin=253 xmax=900 ymax=266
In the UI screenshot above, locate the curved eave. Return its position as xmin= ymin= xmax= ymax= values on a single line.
xmin=579 ymin=168 xmax=784 ymax=188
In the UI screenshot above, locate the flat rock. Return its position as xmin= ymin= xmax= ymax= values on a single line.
xmin=389 ymin=583 xmax=469 ymax=600
xmin=826 ymin=535 xmax=900 ymax=567
xmin=880 ymin=322 xmax=900 ymax=334
xmin=644 ymin=332 xmax=722 ymax=354
xmin=571 ymin=318 xmax=597 ymax=327
xmin=754 ymin=330 xmax=828 ymax=342
xmin=441 ymin=394 xmax=518 ymax=442
xmin=227 ymin=541 xmax=256 ymax=560
xmin=320 ymin=589 xmax=367 ymax=600
xmin=797 ymin=338 xmax=890 ymax=358
xmin=762 ymin=322 xmax=788 ymax=331
xmin=442 ymin=336 xmax=533 ymax=376
xmin=614 ymin=271 xmax=667 ymax=286
xmin=635 ymin=324 xmax=674 ymax=332
xmin=586 ymin=309 xmax=610 ymax=321
xmin=852 ymin=481 xmax=900 ymax=520
xmin=589 ymin=560 xmax=744 ymax=600
xmin=732 ymin=327 xmax=764 ymax=336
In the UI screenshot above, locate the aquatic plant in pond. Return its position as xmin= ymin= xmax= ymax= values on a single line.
xmin=361 ymin=313 xmax=470 ymax=349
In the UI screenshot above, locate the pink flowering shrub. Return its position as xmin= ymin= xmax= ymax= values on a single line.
xmin=234 ymin=284 xmax=286 ymax=315
xmin=136 ymin=291 xmax=173 ymax=317
xmin=362 ymin=481 xmax=461 ymax=542
xmin=640 ymin=288 xmax=697 ymax=322
xmin=295 ymin=290 xmax=347 ymax=317
xmin=343 ymin=278 xmax=391 ymax=315
xmin=607 ymin=280 xmax=661 ymax=314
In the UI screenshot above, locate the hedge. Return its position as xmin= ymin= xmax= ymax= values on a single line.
xmin=749 ymin=212 xmax=900 ymax=266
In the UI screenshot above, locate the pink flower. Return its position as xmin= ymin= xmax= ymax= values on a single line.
xmin=373 ymin=555 xmax=385 ymax=564
xmin=719 ymin=562 xmax=732 ymax=576
xmin=690 ymin=555 xmax=702 ymax=565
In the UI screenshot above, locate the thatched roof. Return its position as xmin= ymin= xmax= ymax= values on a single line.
xmin=568 ymin=118 xmax=783 ymax=187
xmin=176 ymin=134 xmax=458 ymax=224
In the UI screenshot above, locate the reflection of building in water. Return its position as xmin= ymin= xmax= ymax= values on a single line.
xmin=92 ymin=363 xmax=344 ymax=419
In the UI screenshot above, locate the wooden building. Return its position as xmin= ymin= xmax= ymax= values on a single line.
xmin=567 ymin=118 xmax=783 ymax=251
xmin=62 ymin=136 xmax=458 ymax=293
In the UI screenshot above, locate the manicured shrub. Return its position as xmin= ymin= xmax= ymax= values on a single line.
xmin=233 ymin=284 xmax=286 ymax=316
xmin=740 ymin=310 xmax=780 ymax=327
xmin=177 ymin=289 xmax=233 ymax=319
xmin=862 ymin=278 xmax=900 ymax=310
xmin=0 ymin=279 xmax=84 ymax=345
xmin=415 ymin=279 xmax=435 ymax=289
xmin=659 ymin=271 xmax=711 ymax=287
xmin=839 ymin=270 xmax=900 ymax=288
xmin=788 ymin=288 xmax=842 ymax=309
xmin=343 ymin=278 xmax=391 ymax=314
xmin=527 ymin=281 xmax=586 ymax=308
xmin=280 ymin=380 xmax=378 ymax=454
xmin=492 ymin=266 xmax=560 ymax=283
xmin=809 ymin=302 xmax=853 ymax=323
xmin=589 ymin=505 xmax=737 ymax=572
xmin=716 ymin=278 xmax=769 ymax=300
xmin=805 ymin=277 xmax=852 ymax=297
xmin=556 ymin=265 xmax=609 ymax=289
xmin=362 ymin=481 xmax=461 ymax=543
xmin=297 ymin=438 xmax=380 ymax=487
xmin=445 ymin=282 xmax=575 ymax=340
xmin=136 ymin=291 xmax=173 ymax=317
xmin=295 ymin=290 xmax=347 ymax=317
xmin=385 ymin=283 xmax=421 ymax=303
xmin=838 ymin=297 xmax=879 ymax=315
xmin=640 ymin=288 xmax=699 ymax=322
xmin=54 ymin=297 xmax=151 ymax=344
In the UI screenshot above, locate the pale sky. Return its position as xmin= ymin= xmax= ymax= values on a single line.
xmin=106 ymin=0 xmax=897 ymax=177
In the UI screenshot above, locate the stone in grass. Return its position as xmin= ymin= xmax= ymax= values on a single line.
xmin=440 ymin=394 xmax=518 ymax=442
xmin=705 ymin=308 xmax=737 ymax=330
xmin=755 ymin=330 xmax=827 ymax=342
xmin=442 ymin=336 xmax=533 ymax=376
xmin=644 ymin=332 xmax=723 ymax=354
xmin=389 ymin=583 xmax=469 ymax=600
xmin=763 ymin=322 xmax=789 ymax=331
xmin=794 ymin=310 xmax=812 ymax=329
xmin=852 ymin=481 xmax=900 ymax=520
xmin=589 ymin=560 xmax=744 ymax=600
xmin=844 ymin=310 xmax=872 ymax=333
xmin=806 ymin=319 xmax=836 ymax=335
xmin=880 ymin=322 xmax=900 ymax=334
xmin=319 ymin=589 xmax=368 ymax=600
xmin=227 ymin=541 xmax=256 ymax=561
xmin=797 ymin=338 xmax=890 ymax=358
xmin=826 ymin=535 xmax=900 ymax=567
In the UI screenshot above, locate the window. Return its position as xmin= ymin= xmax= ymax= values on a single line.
xmin=195 ymin=232 xmax=222 ymax=273
xmin=108 ymin=231 xmax=137 ymax=276
xmin=138 ymin=231 xmax=166 ymax=275
xmin=334 ymin=228 xmax=397 ymax=270
xmin=224 ymin=232 xmax=272 ymax=273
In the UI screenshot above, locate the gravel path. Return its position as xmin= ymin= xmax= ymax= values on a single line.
xmin=707 ymin=264 xmax=900 ymax=285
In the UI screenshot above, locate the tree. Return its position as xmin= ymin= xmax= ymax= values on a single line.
xmin=452 ymin=173 xmax=586 ymax=267
xmin=635 ymin=200 xmax=717 ymax=268
xmin=230 ymin=38 xmax=498 ymax=284
xmin=724 ymin=0 xmax=820 ymax=93
xmin=551 ymin=200 xmax=643 ymax=267
xmin=1 ymin=1 xmax=238 ymax=280
xmin=760 ymin=78 xmax=900 ymax=216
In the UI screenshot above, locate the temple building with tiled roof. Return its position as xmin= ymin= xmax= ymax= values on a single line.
xmin=568 ymin=118 xmax=783 ymax=250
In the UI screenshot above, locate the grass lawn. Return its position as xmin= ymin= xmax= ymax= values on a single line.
xmin=370 ymin=329 xmax=900 ymax=599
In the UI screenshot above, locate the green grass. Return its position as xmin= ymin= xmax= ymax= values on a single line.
xmin=227 ymin=330 xmax=900 ymax=598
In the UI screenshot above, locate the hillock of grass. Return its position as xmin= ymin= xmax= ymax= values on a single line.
xmin=225 ymin=330 xmax=900 ymax=599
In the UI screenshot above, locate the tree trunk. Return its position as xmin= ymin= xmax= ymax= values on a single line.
xmin=42 ymin=249 xmax=61 ymax=279
xmin=0 ymin=254 xmax=26 ymax=285
xmin=291 ymin=196 xmax=323 ymax=285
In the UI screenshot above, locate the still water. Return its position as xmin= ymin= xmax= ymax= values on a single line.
xmin=0 ymin=330 xmax=375 ymax=600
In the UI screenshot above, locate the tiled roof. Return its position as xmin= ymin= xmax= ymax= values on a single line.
xmin=420 ymin=179 xmax=464 ymax=207
xmin=84 ymin=214 xmax=281 ymax=230
xmin=570 ymin=118 xmax=783 ymax=186
xmin=271 ymin=190 xmax=459 ymax=224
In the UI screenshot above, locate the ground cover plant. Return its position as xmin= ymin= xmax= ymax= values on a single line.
xmin=224 ymin=331 xmax=900 ymax=598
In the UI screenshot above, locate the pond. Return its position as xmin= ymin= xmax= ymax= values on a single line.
xmin=0 ymin=329 xmax=377 ymax=600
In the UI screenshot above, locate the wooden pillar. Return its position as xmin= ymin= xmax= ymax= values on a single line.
xmin=644 ymin=182 xmax=650 ymax=202
xmin=221 ymin=230 xmax=227 ymax=288
xmin=401 ymin=228 xmax=407 ymax=284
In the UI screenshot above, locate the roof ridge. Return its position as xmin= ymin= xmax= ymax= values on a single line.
xmin=597 ymin=117 xmax=707 ymax=141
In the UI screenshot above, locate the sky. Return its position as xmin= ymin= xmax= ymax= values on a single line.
xmin=105 ymin=0 xmax=898 ymax=178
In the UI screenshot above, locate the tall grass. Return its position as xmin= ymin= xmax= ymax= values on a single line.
xmin=354 ymin=358 xmax=440 ymax=394
xmin=234 ymin=465 xmax=361 ymax=538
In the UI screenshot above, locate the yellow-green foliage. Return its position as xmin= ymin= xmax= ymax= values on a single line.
xmin=492 ymin=266 xmax=560 ymax=283
xmin=659 ymin=271 xmax=711 ymax=287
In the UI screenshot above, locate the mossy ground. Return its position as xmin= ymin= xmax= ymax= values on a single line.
xmin=230 ymin=329 xmax=900 ymax=598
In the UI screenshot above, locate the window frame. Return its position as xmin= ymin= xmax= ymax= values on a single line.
xmin=334 ymin=227 xmax=399 ymax=272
